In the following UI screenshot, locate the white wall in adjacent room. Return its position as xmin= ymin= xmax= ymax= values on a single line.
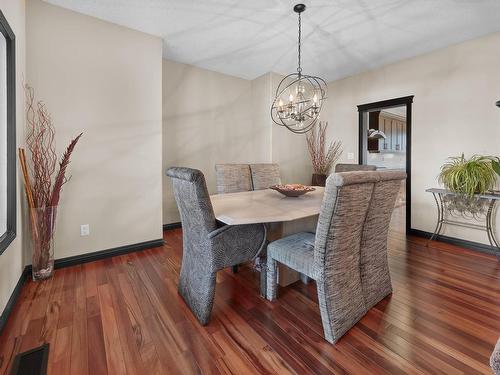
xmin=323 ymin=31 xmax=500 ymax=244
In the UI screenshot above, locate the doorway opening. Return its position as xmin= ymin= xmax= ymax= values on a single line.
xmin=358 ymin=96 xmax=413 ymax=234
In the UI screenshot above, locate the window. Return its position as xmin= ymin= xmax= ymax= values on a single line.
xmin=0 ymin=10 xmax=15 ymax=255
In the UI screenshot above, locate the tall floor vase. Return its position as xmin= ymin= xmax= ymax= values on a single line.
xmin=31 ymin=206 xmax=57 ymax=281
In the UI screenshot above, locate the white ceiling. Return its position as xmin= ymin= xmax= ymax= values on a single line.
xmin=382 ymin=106 xmax=406 ymax=117
xmin=44 ymin=0 xmax=500 ymax=81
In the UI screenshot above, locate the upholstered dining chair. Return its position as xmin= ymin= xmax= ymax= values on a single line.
xmin=166 ymin=167 xmax=267 ymax=325
xmin=335 ymin=163 xmax=377 ymax=172
xmin=215 ymin=164 xmax=253 ymax=194
xmin=250 ymin=163 xmax=281 ymax=190
xmin=359 ymin=170 xmax=406 ymax=310
xmin=266 ymin=170 xmax=406 ymax=344
xmin=215 ymin=163 xmax=255 ymax=274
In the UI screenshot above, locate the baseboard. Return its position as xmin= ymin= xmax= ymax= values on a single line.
xmin=0 ymin=266 xmax=30 ymax=335
xmin=409 ymin=228 xmax=499 ymax=256
xmin=0 ymin=238 xmax=164 ymax=335
xmin=163 ymin=222 xmax=181 ymax=231
xmin=52 ymin=238 xmax=164 ymax=269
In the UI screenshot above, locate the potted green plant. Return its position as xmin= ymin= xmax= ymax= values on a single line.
xmin=493 ymin=158 xmax=500 ymax=179
xmin=439 ymin=154 xmax=499 ymax=197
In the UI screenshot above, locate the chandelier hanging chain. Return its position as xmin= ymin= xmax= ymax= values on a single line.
xmin=297 ymin=11 xmax=302 ymax=74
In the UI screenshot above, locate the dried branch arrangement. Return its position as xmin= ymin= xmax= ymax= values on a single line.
xmin=306 ymin=121 xmax=342 ymax=175
xmin=19 ymin=84 xmax=83 ymax=279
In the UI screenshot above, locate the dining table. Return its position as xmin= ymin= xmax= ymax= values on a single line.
xmin=210 ymin=187 xmax=325 ymax=295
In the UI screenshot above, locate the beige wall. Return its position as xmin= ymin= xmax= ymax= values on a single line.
xmin=163 ymin=60 xmax=272 ymax=223
xmin=323 ymin=31 xmax=500 ymax=244
xmin=27 ymin=0 xmax=163 ymax=258
xmin=162 ymin=64 xmax=315 ymax=224
xmin=0 ymin=0 xmax=26 ymax=313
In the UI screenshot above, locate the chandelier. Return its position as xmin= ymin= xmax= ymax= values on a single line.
xmin=271 ymin=4 xmax=327 ymax=134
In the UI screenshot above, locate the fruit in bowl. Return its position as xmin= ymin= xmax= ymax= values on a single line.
xmin=269 ymin=184 xmax=316 ymax=197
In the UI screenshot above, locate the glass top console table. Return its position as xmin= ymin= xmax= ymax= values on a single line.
xmin=426 ymin=188 xmax=500 ymax=259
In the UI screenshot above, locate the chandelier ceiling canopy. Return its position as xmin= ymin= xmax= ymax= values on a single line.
xmin=271 ymin=4 xmax=327 ymax=134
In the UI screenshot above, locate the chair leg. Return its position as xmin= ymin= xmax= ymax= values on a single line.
xmin=178 ymin=256 xmax=216 ymax=325
xmin=316 ymin=282 xmax=336 ymax=344
xmin=362 ymin=263 xmax=393 ymax=310
xmin=266 ymin=257 xmax=278 ymax=301
xmin=259 ymin=256 xmax=267 ymax=298
xmin=316 ymin=279 xmax=367 ymax=344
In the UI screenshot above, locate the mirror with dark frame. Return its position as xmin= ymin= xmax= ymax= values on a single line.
xmin=0 ymin=10 xmax=16 ymax=255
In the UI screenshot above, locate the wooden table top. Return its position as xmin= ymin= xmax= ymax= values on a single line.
xmin=210 ymin=187 xmax=324 ymax=225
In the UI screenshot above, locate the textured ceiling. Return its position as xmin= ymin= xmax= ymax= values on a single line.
xmin=44 ymin=0 xmax=500 ymax=81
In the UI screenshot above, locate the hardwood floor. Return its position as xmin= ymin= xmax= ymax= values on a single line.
xmin=1 ymin=207 xmax=499 ymax=374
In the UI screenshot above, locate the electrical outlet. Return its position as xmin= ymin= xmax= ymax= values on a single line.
xmin=347 ymin=152 xmax=355 ymax=160
xmin=80 ymin=224 xmax=90 ymax=236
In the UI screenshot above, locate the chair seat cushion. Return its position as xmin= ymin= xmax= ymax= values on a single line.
xmin=268 ymin=232 xmax=316 ymax=278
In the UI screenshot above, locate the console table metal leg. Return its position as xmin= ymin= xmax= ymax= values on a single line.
xmin=485 ymin=200 xmax=500 ymax=259
xmin=428 ymin=192 xmax=444 ymax=245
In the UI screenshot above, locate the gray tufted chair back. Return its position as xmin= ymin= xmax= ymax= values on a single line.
xmin=313 ymin=171 xmax=379 ymax=342
xmin=215 ymin=164 xmax=253 ymax=194
xmin=359 ymin=170 xmax=406 ymax=309
xmin=166 ymin=166 xmax=267 ymax=325
xmin=250 ymin=163 xmax=282 ymax=190
xmin=166 ymin=167 xmax=217 ymax=242
xmin=335 ymin=163 xmax=377 ymax=173
xmin=313 ymin=171 xmax=379 ymax=277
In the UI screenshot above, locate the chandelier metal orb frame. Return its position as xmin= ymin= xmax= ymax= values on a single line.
xmin=271 ymin=4 xmax=327 ymax=134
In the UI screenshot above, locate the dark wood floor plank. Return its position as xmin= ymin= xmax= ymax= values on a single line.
xmin=70 ymin=265 xmax=89 ymax=375
xmin=50 ymin=325 xmax=72 ymax=375
xmin=86 ymin=314 xmax=108 ymax=375
xmin=210 ymin=303 xmax=296 ymax=375
xmin=97 ymin=283 xmax=128 ymax=375
xmin=104 ymin=260 xmax=147 ymax=375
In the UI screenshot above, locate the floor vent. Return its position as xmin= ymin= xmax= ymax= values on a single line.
xmin=10 ymin=344 xmax=49 ymax=375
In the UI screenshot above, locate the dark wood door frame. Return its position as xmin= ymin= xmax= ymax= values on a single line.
xmin=357 ymin=95 xmax=414 ymax=234
xmin=0 ymin=10 xmax=16 ymax=255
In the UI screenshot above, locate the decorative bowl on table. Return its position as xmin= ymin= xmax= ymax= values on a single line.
xmin=269 ymin=184 xmax=316 ymax=197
